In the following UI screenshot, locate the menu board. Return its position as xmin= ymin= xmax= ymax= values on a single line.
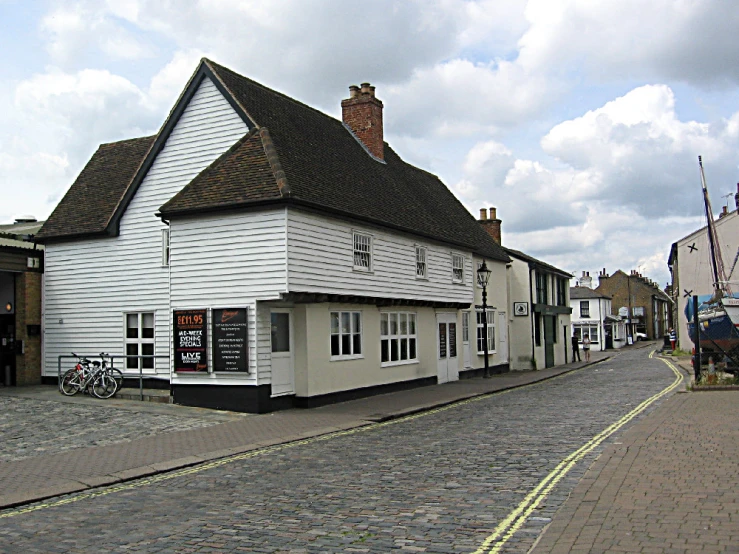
xmin=173 ymin=309 xmax=208 ymax=372
xmin=212 ymin=308 xmax=248 ymax=372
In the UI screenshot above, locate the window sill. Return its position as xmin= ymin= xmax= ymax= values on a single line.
xmin=352 ymin=267 xmax=374 ymax=275
xmin=415 ymin=275 xmax=428 ymax=281
xmin=477 ymin=351 xmax=497 ymax=356
xmin=330 ymin=354 xmax=365 ymax=362
xmin=381 ymin=359 xmax=419 ymax=368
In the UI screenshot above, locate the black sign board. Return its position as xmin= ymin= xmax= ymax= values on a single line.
xmin=173 ymin=309 xmax=208 ymax=372
xmin=212 ymin=308 xmax=248 ymax=372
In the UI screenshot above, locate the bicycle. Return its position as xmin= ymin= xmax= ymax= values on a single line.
xmin=60 ymin=353 xmax=120 ymax=399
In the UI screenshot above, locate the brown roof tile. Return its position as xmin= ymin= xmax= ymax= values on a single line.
xmin=36 ymin=136 xmax=155 ymax=241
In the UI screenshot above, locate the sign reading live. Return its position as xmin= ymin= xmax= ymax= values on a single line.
xmin=173 ymin=309 xmax=208 ymax=372
xmin=213 ymin=308 xmax=248 ymax=372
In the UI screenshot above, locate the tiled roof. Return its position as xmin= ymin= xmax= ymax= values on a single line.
xmin=161 ymin=60 xmax=509 ymax=262
xmin=36 ymin=136 xmax=155 ymax=241
xmin=505 ymin=248 xmax=572 ymax=278
xmin=570 ymin=286 xmax=610 ymax=299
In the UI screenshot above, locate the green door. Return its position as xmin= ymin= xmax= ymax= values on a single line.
xmin=544 ymin=316 xmax=555 ymax=368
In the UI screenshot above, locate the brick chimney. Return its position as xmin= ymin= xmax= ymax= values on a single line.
xmin=478 ymin=207 xmax=502 ymax=244
xmin=735 ymin=183 xmax=739 ymax=212
xmin=341 ymin=82 xmax=384 ymax=160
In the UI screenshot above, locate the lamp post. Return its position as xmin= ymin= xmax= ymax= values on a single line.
xmin=477 ymin=260 xmax=492 ymax=377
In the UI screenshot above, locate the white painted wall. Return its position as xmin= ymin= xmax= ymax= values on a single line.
xmin=287 ymin=209 xmax=474 ymax=304
xmin=168 ymin=209 xmax=287 ymax=385
xmin=469 ymin=255 xmax=509 ymax=370
xmin=43 ymin=76 xmax=249 ymax=377
xmin=506 ymin=257 xmax=534 ymax=370
xmin=674 ymin=211 xmax=739 ymax=349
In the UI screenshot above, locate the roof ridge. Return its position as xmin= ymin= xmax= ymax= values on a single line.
xmin=259 ymin=127 xmax=290 ymax=197
xmin=205 ymin=58 xmax=347 ymax=129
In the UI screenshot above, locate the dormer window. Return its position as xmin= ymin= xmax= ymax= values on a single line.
xmin=353 ymin=231 xmax=372 ymax=272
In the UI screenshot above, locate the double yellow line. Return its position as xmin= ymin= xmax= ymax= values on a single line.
xmin=470 ymin=352 xmax=683 ymax=554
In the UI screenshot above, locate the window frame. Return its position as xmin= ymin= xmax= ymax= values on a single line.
xmin=476 ymin=308 xmax=496 ymax=354
xmin=124 ymin=312 xmax=155 ymax=371
xmin=330 ymin=310 xmax=363 ymax=360
xmin=452 ymin=252 xmax=465 ymax=284
xmin=580 ymin=300 xmax=590 ymax=318
xmin=352 ymin=231 xmax=373 ymax=273
xmin=535 ymin=271 xmax=548 ymax=304
xmin=380 ymin=311 xmax=418 ymax=367
xmin=161 ymin=228 xmax=170 ymax=267
xmin=556 ymin=277 xmax=567 ymax=306
xmin=415 ymin=246 xmax=427 ymax=279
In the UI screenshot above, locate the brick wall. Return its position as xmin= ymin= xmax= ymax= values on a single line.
xmin=341 ymin=85 xmax=384 ymax=160
xmin=15 ymin=271 xmax=42 ymax=385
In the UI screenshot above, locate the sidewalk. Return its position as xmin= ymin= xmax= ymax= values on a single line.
xmin=0 ymin=352 xmax=609 ymax=509
xmin=532 ymin=354 xmax=739 ymax=553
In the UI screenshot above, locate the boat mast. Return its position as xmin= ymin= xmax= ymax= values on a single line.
xmin=698 ymin=156 xmax=731 ymax=298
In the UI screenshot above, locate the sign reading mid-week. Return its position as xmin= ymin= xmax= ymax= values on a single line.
xmin=173 ymin=309 xmax=208 ymax=372
xmin=213 ymin=308 xmax=248 ymax=372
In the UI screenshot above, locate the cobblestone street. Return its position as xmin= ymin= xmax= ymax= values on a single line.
xmin=0 ymin=395 xmax=223 ymax=462
xmin=0 ymin=348 xmax=678 ymax=553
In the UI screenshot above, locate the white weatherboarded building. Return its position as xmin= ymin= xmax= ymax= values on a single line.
xmin=37 ymin=59 xmax=511 ymax=412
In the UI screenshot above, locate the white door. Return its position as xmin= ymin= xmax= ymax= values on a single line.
xmin=436 ymin=313 xmax=459 ymax=384
xmin=462 ymin=311 xmax=471 ymax=368
xmin=270 ymin=309 xmax=294 ymax=396
xmin=498 ymin=311 xmax=508 ymax=364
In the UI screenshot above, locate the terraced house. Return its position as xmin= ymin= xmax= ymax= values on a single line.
xmin=36 ymin=59 xmax=510 ymax=412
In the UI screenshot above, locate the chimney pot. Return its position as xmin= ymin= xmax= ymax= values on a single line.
xmin=349 ymin=85 xmax=359 ymax=98
xmin=361 ymin=82 xmax=371 ymax=95
xmin=369 ymin=85 xmax=376 ymax=98
xmin=479 ymin=208 xmax=487 ymax=220
xmin=489 ymin=207 xmax=497 ymax=220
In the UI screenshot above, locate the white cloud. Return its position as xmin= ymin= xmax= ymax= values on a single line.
xmin=40 ymin=4 xmax=152 ymax=65
xmin=541 ymin=84 xmax=739 ymax=217
xmin=518 ymin=0 xmax=739 ymax=86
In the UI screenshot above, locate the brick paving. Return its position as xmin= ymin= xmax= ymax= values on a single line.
xmin=532 ymin=377 xmax=739 ymax=554
xmin=0 ymin=345 xmax=688 ymax=553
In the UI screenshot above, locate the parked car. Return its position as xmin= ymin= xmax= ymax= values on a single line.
xmin=635 ymin=332 xmax=648 ymax=341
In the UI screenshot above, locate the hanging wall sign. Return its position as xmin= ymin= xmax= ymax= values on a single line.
xmin=212 ymin=308 xmax=248 ymax=372
xmin=173 ymin=309 xmax=208 ymax=372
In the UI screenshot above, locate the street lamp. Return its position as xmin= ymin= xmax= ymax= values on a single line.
xmin=477 ymin=260 xmax=492 ymax=377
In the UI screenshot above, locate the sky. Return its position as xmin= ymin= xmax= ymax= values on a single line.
xmin=2 ymin=0 xmax=739 ymax=289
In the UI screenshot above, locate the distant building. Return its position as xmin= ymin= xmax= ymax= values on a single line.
xmin=668 ymin=185 xmax=739 ymax=350
xmin=570 ymin=276 xmax=626 ymax=351
xmin=0 ymin=217 xmax=44 ymax=386
xmin=596 ymin=269 xmax=672 ymax=340
xmin=478 ymin=208 xmax=573 ymax=370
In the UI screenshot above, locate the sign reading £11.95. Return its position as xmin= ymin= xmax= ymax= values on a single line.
xmin=173 ymin=309 xmax=208 ymax=372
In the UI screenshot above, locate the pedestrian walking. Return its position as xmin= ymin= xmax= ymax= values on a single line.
xmin=571 ymin=333 xmax=581 ymax=362
xmin=582 ymin=334 xmax=591 ymax=362
xmin=669 ymin=327 xmax=676 ymax=351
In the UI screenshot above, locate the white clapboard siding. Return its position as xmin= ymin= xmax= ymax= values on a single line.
xmin=169 ymin=209 xmax=288 ymax=384
xmin=287 ymin=209 xmax=474 ymax=303
xmin=43 ymin=76 xmax=249 ymax=377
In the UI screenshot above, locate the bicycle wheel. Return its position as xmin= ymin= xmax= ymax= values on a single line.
xmin=92 ymin=373 xmax=118 ymax=399
xmin=60 ymin=369 xmax=83 ymax=396
xmin=107 ymin=367 xmax=124 ymax=389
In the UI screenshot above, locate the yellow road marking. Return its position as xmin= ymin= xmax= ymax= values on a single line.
xmin=0 ymin=358 xmax=608 ymax=520
xmin=470 ymin=351 xmax=683 ymax=554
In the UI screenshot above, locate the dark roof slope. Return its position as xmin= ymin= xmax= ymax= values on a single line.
xmin=570 ymin=286 xmax=610 ymax=299
xmin=161 ymin=59 xmax=508 ymax=262
xmin=37 ymin=136 xmax=155 ymax=241
xmin=161 ymin=129 xmax=282 ymax=213
xmin=505 ymin=248 xmax=572 ymax=278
